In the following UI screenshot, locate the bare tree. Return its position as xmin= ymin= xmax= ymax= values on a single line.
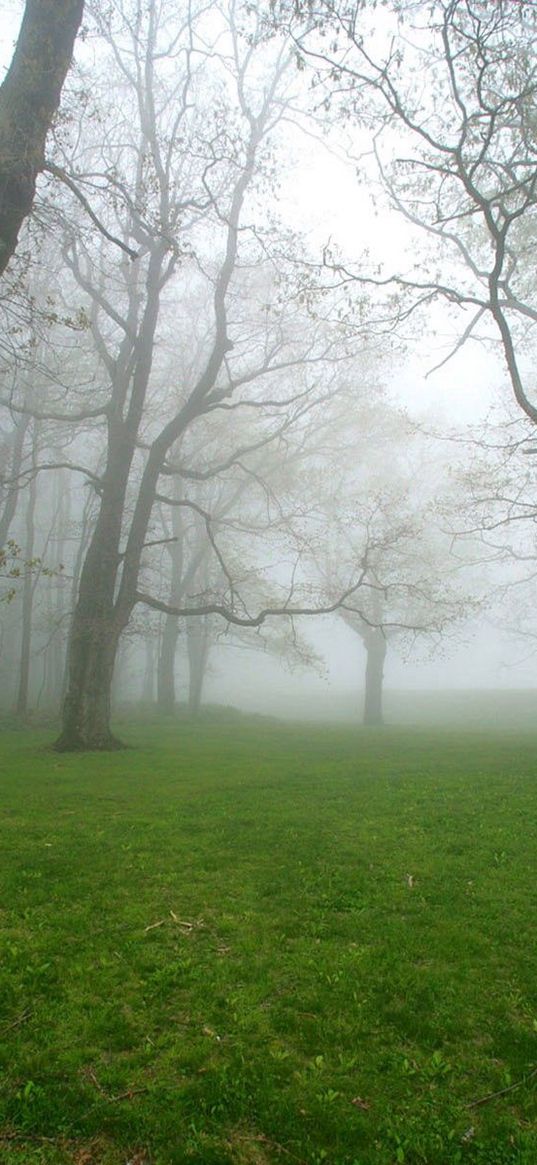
xmin=28 ymin=1 xmax=366 ymax=750
xmin=286 ymin=395 xmax=477 ymax=725
xmin=292 ymin=0 xmax=537 ymax=426
xmin=336 ymin=494 xmax=470 ymax=726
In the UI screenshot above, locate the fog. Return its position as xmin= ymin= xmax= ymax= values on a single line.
xmin=2 ymin=0 xmax=537 ymax=746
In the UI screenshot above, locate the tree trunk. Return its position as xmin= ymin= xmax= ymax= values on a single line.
xmin=61 ymin=493 xmax=92 ymax=703
xmin=15 ymin=469 xmax=37 ymax=717
xmin=142 ymin=632 xmax=156 ymax=703
xmin=157 ymin=491 xmax=185 ymax=714
xmin=0 ymin=413 xmax=30 ymax=545
xmin=54 ymin=443 xmax=130 ymax=750
xmin=0 ymin=0 xmax=84 ymax=276
xmin=157 ymin=614 xmax=180 ymax=712
xmin=57 ymin=615 xmax=121 ymax=750
xmin=55 ymin=247 xmax=166 ymax=750
xmin=363 ymin=630 xmax=387 ymax=726
xmin=43 ymin=468 xmax=69 ymax=709
xmin=187 ymin=617 xmax=210 ymax=717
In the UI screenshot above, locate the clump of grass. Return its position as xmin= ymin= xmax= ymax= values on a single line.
xmin=1 ymin=720 xmax=536 ymax=1163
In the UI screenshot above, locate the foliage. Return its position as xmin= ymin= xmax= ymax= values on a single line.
xmin=1 ymin=718 xmax=536 ymax=1163
xmin=0 ymin=540 xmax=60 ymax=604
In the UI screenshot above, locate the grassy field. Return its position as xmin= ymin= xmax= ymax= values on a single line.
xmin=0 ymin=717 xmax=536 ymax=1165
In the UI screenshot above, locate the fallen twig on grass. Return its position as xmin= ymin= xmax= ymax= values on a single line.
xmin=467 ymin=1066 xmax=537 ymax=1108
xmin=233 ymin=1132 xmax=307 ymax=1164
xmin=0 ymin=1131 xmax=56 ymax=1145
xmin=144 ymin=913 xmax=204 ymax=933
xmin=85 ymin=1068 xmax=149 ymax=1104
xmin=108 ymin=1086 xmax=149 ymax=1103
xmin=0 ymin=1008 xmax=32 ymax=1034
xmin=170 ymin=911 xmax=205 ymax=931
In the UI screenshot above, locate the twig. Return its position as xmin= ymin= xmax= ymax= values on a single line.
xmin=467 ymin=1066 xmax=537 ymax=1108
xmin=0 ymin=1131 xmax=56 ymax=1144
xmin=108 ymin=1086 xmax=149 ymax=1103
xmin=86 ymin=1068 xmax=148 ymax=1104
xmin=234 ymin=1133 xmax=307 ymax=1164
xmin=0 ymin=1008 xmax=32 ymax=1034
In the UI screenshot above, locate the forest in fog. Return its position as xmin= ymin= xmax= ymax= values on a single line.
xmin=2 ymin=0 xmax=537 ymax=747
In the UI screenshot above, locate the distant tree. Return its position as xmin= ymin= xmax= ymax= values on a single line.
xmin=0 ymin=0 xmax=84 ymax=276
xmin=14 ymin=420 xmax=38 ymax=715
xmin=0 ymin=412 xmax=30 ymax=546
xmin=334 ymin=491 xmax=469 ymax=726
xmin=289 ymin=398 xmax=476 ymax=725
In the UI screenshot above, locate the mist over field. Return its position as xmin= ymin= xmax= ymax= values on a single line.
xmin=2 ymin=0 xmax=537 ymax=744
xmin=2 ymin=3 xmax=537 ymax=1164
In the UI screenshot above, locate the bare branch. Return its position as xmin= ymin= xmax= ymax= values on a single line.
xmin=135 ymin=570 xmax=368 ymax=628
xmin=44 ymin=162 xmax=139 ymax=260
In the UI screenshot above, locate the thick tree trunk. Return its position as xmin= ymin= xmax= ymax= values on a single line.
xmin=55 ymin=442 xmax=131 ymax=750
xmin=56 ymin=247 xmax=165 ymax=750
xmin=57 ymin=623 xmax=120 ymax=750
xmin=363 ymin=630 xmax=387 ymax=726
xmin=0 ymin=0 xmax=84 ymax=275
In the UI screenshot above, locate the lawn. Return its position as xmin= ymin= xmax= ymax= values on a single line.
xmin=0 ymin=716 xmax=536 ymax=1164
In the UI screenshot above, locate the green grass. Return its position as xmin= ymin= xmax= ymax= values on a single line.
xmin=0 ymin=717 xmax=536 ymax=1164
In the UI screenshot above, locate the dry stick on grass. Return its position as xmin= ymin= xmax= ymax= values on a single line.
xmin=467 ymin=1066 xmax=537 ymax=1109
xmin=107 ymin=1086 xmax=149 ymax=1103
xmin=234 ymin=1132 xmax=307 ymax=1164
xmin=0 ymin=1008 xmax=32 ymax=1033
xmin=87 ymin=1068 xmax=149 ymax=1104
xmin=0 ymin=1132 xmax=56 ymax=1144
xmin=144 ymin=914 xmax=202 ymax=933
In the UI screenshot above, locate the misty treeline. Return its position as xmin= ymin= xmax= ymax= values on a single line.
xmin=1 ymin=0 xmax=537 ymax=748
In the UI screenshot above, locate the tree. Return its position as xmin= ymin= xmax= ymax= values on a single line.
xmin=292 ymin=0 xmax=537 ymax=428
xmin=0 ymin=412 xmax=30 ymax=546
xmin=285 ymin=395 xmax=476 ymax=725
xmin=0 ymin=0 xmax=84 ymax=276
xmin=445 ymin=410 xmax=537 ymax=668
xmin=335 ymin=491 xmax=470 ymax=726
xmin=24 ymin=0 xmax=368 ymax=751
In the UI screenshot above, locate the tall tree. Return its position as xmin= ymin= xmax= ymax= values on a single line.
xmin=0 ymin=0 xmax=84 ymax=275
xmin=39 ymin=1 xmax=365 ymax=751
